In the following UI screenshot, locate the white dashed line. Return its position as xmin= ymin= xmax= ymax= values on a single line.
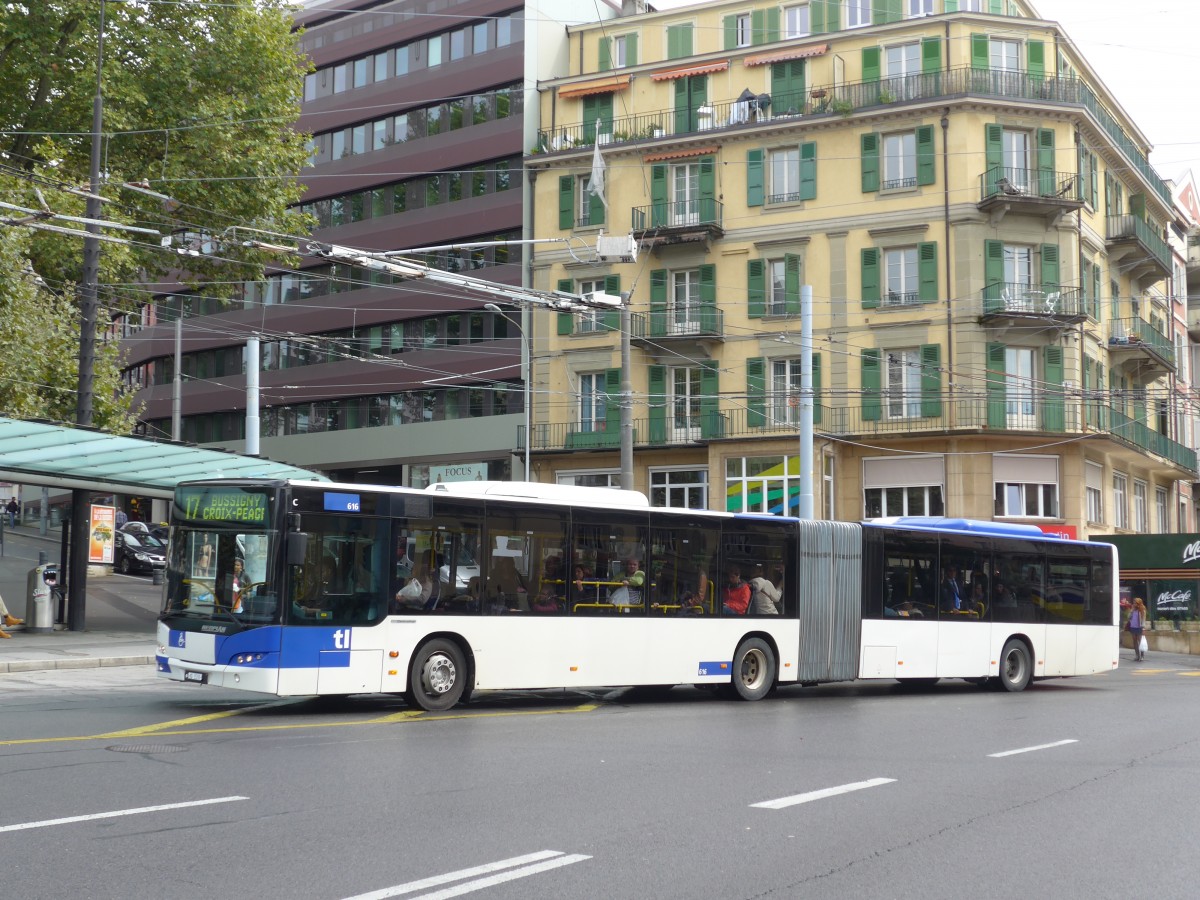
xmin=988 ymin=739 xmax=1078 ymax=758
xmin=751 ymin=777 xmax=897 ymax=810
xmin=342 ymin=851 xmax=591 ymax=900
xmin=0 ymin=796 xmax=248 ymax=833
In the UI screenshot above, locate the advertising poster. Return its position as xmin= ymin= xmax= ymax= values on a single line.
xmin=89 ymin=504 xmax=116 ymax=564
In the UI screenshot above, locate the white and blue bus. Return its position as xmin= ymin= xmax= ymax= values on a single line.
xmin=156 ymin=479 xmax=1118 ymax=709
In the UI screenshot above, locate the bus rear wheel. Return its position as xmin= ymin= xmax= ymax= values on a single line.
xmin=999 ymin=639 xmax=1032 ymax=692
xmin=408 ymin=639 xmax=467 ymax=711
xmin=732 ymin=637 xmax=775 ymax=701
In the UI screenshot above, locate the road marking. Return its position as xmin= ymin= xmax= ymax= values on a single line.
xmin=751 ymin=777 xmax=896 ymax=810
xmin=98 ymin=704 xmax=282 ymax=738
xmin=0 ymin=796 xmax=247 ymax=833
xmin=341 ymin=850 xmax=591 ymax=900
xmin=988 ymin=739 xmax=1078 ymax=758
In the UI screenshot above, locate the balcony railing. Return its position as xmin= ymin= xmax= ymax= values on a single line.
xmin=632 ymin=198 xmax=723 ymax=234
xmin=537 ymin=67 xmax=1170 ymax=206
xmin=631 ymin=306 xmax=724 ymax=340
xmin=981 ymin=282 xmax=1085 ymax=320
xmin=524 ymin=397 xmax=1196 ymax=473
xmin=1109 ymin=316 xmax=1175 ymax=369
xmin=1106 ymin=215 xmax=1172 ymax=275
xmin=979 ymin=166 xmax=1081 ymax=203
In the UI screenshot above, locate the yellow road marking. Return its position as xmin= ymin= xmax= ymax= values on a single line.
xmin=1132 ymin=669 xmax=1172 ymax=675
xmin=0 ymin=702 xmax=598 ymax=747
xmin=98 ymin=705 xmax=278 ymax=738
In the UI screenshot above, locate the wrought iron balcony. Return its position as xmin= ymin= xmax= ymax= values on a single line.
xmin=631 ymin=198 xmax=723 ymax=243
xmin=978 ymin=166 xmax=1083 ymax=225
xmin=1108 ymin=317 xmax=1175 ymax=375
xmin=980 ymin=282 xmax=1086 ymax=324
xmin=536 ymin=67 xmax=1170 ymax=206
xmin=1106 ymin=215 xmax=1172 ymax=280
xmin=630 ymin=306 xmax=724 ymax=342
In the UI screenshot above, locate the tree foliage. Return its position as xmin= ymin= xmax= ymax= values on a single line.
xmin=0 ymin=0 xmax=311 ymax=429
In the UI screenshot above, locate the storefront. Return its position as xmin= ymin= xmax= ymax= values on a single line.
xmin=1104 ymin=535 xmax=1200 ymax=623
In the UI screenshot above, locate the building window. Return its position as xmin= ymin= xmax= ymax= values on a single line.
xmin=846 ymin=0 xmax=872 ymax=28
xmin=670 ymin=269 xmax=702 ymax=334
xmin=771 ymin=358 xmax=802 ymax=425
xmin=769 ymin=147 xmax=801 ymax=203
xmin=990 ymin=38 xmax=1021 ymax=72
xmin=578 ymin=372 xmax=606 ymax=433
xmin=1133 ymin=480 xmax=1148 ymax=533
xmin=670 ymin=366 xmax=703 ymax=440
xmin=767 ymin=259 xmax=790 ymax=316
xmin=865 ymin=484 xmax=943 ymax=518
xmin=576 ymin=278 xmax=607 ymax=333
xmin=613 ymin=34 xmax=631 ymax=67
xmin=882 ymin=132 xmax=916 ymax=190
xmin=1156 ymin=486 xmax=1169 ymax=533
xmin=1113 ymin=472 xmax=1128 ymax=529
xmin=906 ymin=0 xmax=934 ymax=15
xmin=557 ymin=470 xmax=619 ymax=488
xmin=885 ymin=349 xmax=921 ymax=418
xmin=735 ymin=13 xmax=752 ymax=47
xmin=1004 ymin=347 xmax=1036 ymax=427
xmin=726 ymin=456 xmax=802 ymax=515
xmin=822 ymin=455 xmax=835 ymax=520
xmin=994 ymin=482 xmax=1058 ymax=518
xmin=884 ymin=247 xmax=919 ymax=306
xmin=885 ymin=41 xmax=920 ymax=78
xmin=650 ymin=468 xmax=708 ymax=509
xmin=784 ymin=3 xmax=810 ymax=38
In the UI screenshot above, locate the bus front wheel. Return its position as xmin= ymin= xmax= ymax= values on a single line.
xmin=998 ymin=639 xmax=1032 ymax=692
xmin=732 ymin=637 xmax=775 ymax=701
xmin=408 ymin=639 xmax=467 ymax=711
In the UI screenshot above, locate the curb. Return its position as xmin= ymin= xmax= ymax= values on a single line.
xmin=0 ymin=655 xmax=155 ymax=674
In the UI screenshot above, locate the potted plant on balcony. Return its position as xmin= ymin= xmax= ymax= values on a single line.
xmin=878 ymin=88 xmax=896 ymax=104
xmin=831 ymin=98 xmax=854 ymax=117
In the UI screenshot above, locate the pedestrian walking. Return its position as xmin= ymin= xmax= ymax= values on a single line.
xmin=5 ymin=496 xmax=18 ymax=528
xmin=1127 ymin=597 xmax=1147 ymax=661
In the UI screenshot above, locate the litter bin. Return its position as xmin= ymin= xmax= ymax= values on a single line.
xmin=26 ymin=564 xmax=57 ymax=633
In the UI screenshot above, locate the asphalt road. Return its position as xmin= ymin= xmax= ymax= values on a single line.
xmin=2 ymin=657 xmax=1196 ymax=900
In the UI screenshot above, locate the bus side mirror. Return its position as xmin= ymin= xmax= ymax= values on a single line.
xmin=286 ymin=531 xmax=309 ymax=566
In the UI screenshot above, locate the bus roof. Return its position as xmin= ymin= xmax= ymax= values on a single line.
xmin=866 ymin=517 xmax=1059 ymax=540
xmin=426 ymin=480 xmax=651 ymax=509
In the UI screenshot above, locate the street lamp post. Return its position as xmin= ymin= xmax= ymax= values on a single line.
xmin=485 ymin=304 xmax=531 ymax=481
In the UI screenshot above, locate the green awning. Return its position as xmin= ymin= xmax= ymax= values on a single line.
xmin=0 ymin=417 xmax=327 ymax=499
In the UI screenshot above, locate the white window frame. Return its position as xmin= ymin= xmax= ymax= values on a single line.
xmin=670 ymin=269 xmax=701 ymax=334
xmin=1005 ymin=346 xmax=1036 ymax=427
xmin=577 ymin=175 xmax=599 ymax=227
xmin=613 ymin=34 xmax=629 ymax=68
xmin=845 ymin=0 xmax=872 ymax=28
xmin=865 ymin=484 xmax=943 ymax=518
xmin=1086 ymin=462 xmax=1103 ymax=524
xmin=906 ymin=0 xmax=935 ymax=16
xmin=767 ymin=259 xmax=789 ymax=316
xmin=884 ymin=348 xmax=921 ymax=419
xmin=1156 ymin=486 xmax=1169 ymax=533
xmin=771 ymin=357 xmax=803 ymax=425
xmin=669 ymin=365 xmax=703 ymax=441
xmin=784 ymin=3 xmax=810 ymax=38
xmin=735 ymin=13 xmax=752 ymax=47
xmin=769 ymin=147 xmax=801 ymax=203
xmin=884 ymin=247 xmax=919 ymax=306
xmin=994 ymin=482 xmax=1058 ymax=518
xmin=649 ymin=467 xmax=708 ymax=509
xmin=1113 ymin=472 xmax=1128 ymax=529
xmin=990 ymin=38 xmax=1021 ymax=72
xmin=576 ymin=278 xmax=606 ymax=333
xmin=578 ymin=371 xmax=607 ymax=433
xmin=726 ymin=455 xmax=802 ymax=516
xmin=557 ymin=468 xmax=619 ymax=488
xmin=1133 ymin=480 xmax=1148 ymax=533
xmin=882 ymin=131 xmax=917 ymax=191
xmin=822 ymin=454 xmax=835 ymax=520
xmin=885 ymin=41 xmax=921 ymax=78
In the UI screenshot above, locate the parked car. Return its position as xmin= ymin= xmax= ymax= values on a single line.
xmin=120 ymin=520 xmax=169 ymax=542
xmin=114 ymin=530 xmax=167 ymax=575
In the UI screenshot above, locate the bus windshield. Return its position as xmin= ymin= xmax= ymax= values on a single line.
xmin=163 ymin=526 xmax=279 ymax=624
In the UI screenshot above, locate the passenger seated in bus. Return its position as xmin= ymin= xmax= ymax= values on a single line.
xmin=748 ymin=564 xmax=782 ymax=615
xmin=609 ymin=558 xmax=644 ymax=605
xmin=487 ymin=555 xmax=526 ymax=612
xmin=530 ymin=584 xmax=560 ymax=613
xmin=721 ymin=566 xmax=751 ymax=615
xmin=394 ymin=562 xmax=433 ymax=610
xmin=993 ymin=580 xmax=1016 ymax=607
xmin=570 ymin=564 xmax=595 ymax=603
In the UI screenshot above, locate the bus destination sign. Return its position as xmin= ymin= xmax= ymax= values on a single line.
xmin=177 ymin=487 xmax=270 ymax=525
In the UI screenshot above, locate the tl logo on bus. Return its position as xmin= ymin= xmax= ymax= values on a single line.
xmin=333 ymin=629 xmax=352 ymax=649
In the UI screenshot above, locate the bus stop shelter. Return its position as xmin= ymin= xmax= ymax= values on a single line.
xmin=0 ymin=416 xmax=327 ymax=628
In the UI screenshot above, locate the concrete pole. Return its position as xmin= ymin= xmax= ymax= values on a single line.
xmin=245 ymin=336 xmax=260 ymax=455
xmin=171 ymin=314 xmax=182 ymax=440
xmin=619 ymin=297 xmax=633 ymax=491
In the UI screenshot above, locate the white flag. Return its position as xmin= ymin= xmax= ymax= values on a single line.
xmin=588 ymin=118 xmax=608 ymax=209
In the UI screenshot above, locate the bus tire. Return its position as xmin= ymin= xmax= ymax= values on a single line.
xmin=731 ymin=637 xmax=775 ymax=702
xmin=407 ymin=639 xmax=467 ymax=711
xmin=998 ymin=638 xmax=1032 ymax=692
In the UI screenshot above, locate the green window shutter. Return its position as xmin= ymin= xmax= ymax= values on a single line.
xmin=604 ymin=368 xmax=622 ymax=435
xmin=799 ymin=142 xmax=817 ymax=200
xmin=812 ymin=353 xmax=823 ymax=425
xmin=649 ymin=269 xmax=668 ymax=337
xmin=785 ymin=254 xmax=802 ymax=315
xmin=698 ymin=264 xmax=716 ymax=304
xmin=984 ymin=239 xmax=1004 ymax=311
xmin=625 ymin=34 xmax=638 ymax=66
xmin=984 ymin=123 xmax=1003 ymax=195
xmin=1104 ymin=171 xmax=1112 ymax=216
xmin=666 ymin=24 xmax=681 ymax=59
xmin=1040 ymin=244 xmax=1059 ymax=288
xmin=861 ymin=132 xmax=880 ymax=193
xmin=824 ymin=0 xmax=840 ymax=31
xmin=648 ymin=365 xmax=666 ymax=443
xmin=751 ymin=9 xmax=766 ymax=45
xmin=920 ymin=344 xmax=942 ymax=418
xmin=875 ymin=0 xmax=902 ymax=25
xmin=589 ymin=187 xmax=606 ymax=228
xmin=864 ymin=47 xmax=883 ymax=84
xmin=747 ymin=149 xmax=764 ymax=207
xmin=945 ymin=0 xmax=958 ymax=9
xmin=1093 ymin=263 xmax=1102 ymax=317
xmin=771 ymin=60 xmax=806 ymax=116
xmin=557 ymin=278 xmax=574 ymax=335
xmin=1042 ymin=346 xmax=1064 ymax=431
xmin=699 ymin=154 xmax=716 ymax=217
xmin=812 ymin=0 xmax=826 ymax=33
xmin=747 ymin=357 xmax=766 ymax=428
xmin=1027 ymin=40 xmax=1044 ymax=78
xmin=1130 ymin=191 xmax=1146 ymax=221
xmin=988 ymin=0 xmax=1002 ymax=13
xmin=918 ymin=242 xmax=938 ymax=303
xmin=916 ymin=125 xmax=935 ymax=186
xmin=1089 ymin=152 xmax=1098 ymax=207
xmin=558 ymin=175 xmax=574 ymax=230
xmin=1036 ymin=127 xmax=1055 ymax=195
xmin=723 ymin=14 xmax=737 ymax=50
xmin=765 ymin=7 xmax=780 ymax=42
xmin=921 ymin=37 xmax=942 ymax=73
xmin=650 ymin=164 xmax=668 ymax=227
xmin=747 ymin=259 xmax=765 ymax=319
xmin=603 ymin=275 xmax=620 ymax=330
xmin=861 ymin=248 xmax=880 ymax=308
xmin=862 ymin=350 xmax=882 ymax=422
xmin=986 ymin=342 xmax=1007 ymax=428
xmin=673 ymin=77 xmax=689 ymax=134
xmin=598 ymin=37 xmax=611 ymax=72
xmin=971 ymin=34 xmax=990 ymax=70
xmin=700 ymin=361 xmax=722 ymax=439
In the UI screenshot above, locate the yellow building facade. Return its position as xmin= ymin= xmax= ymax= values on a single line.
xmin=525 ymin=0 xmax=1192 ymax=538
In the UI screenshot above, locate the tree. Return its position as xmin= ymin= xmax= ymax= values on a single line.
xmin=0 ymin=0 xmax=311 ymax=429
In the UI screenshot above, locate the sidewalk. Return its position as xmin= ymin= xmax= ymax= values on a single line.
xmin=0 ymin=523 xmax=159 ymax=674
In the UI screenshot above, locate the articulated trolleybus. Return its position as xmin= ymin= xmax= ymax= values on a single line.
xmin=157 ymin=479 xmax=1118 ymax=709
